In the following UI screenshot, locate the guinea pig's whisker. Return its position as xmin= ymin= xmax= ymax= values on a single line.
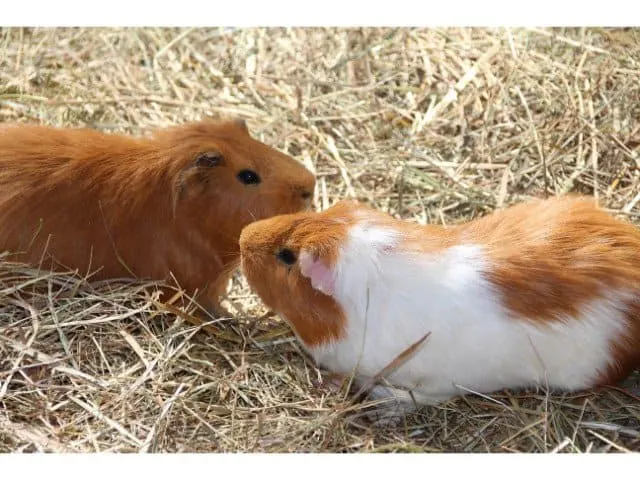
xmin=245 ymin=208 xmax=258 ymax=222
xmin=219 ymin=250 xmax=242 ymax=259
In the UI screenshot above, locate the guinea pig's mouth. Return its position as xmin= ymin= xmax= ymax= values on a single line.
xmin=238 ymin=251 xmax=253 ymax=273
xmin=238 ymin=243 xmax=258 ymax=272
xmin=239 ymin=257 xmax=265 ymax=287
xmin=239 ymin=256 xmax=248 ymax=275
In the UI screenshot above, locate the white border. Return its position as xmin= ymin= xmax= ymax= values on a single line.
xmin=1 ymin=0 xmax=639 ymax=27
xmin=0 ymin=452 xmax=638 ymax=476
xmin=1 ymin=0 xmax=639 ymax=466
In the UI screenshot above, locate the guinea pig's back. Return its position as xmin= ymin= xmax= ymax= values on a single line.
xmin=460 ymin=195 xmax=640 ymax=293
xmin=0 ymin=125 xmax=150 ymax=272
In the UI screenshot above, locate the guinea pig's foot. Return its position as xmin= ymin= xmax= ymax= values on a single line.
xmin=365 ymin=401 xmax=416 ymax=428
xmin=363 ymin=385 xmax=419 ymax=428
xmin=366 ymin=408 xmax=402 ymax=428
xmin=312 ymin=373 xmax=348 ymax=394
xmin=204 ymin=303 xmax=234 ymax=320
xmin=195 ymin=296 xmax=234 ymax=320
xmin=363 ymin=385 xmax=453 ymax=427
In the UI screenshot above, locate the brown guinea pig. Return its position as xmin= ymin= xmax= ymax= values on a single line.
xmin=0 ymin=118 xmax=315 ymax=315
xmin=239 ymin=195 xmax=640 ymax=424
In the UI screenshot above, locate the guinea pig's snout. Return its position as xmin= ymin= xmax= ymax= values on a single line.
xmin=239 ymin=224 xmax=256 ymax=253
xmin=239 ymin=220 xmax=269 ymax=256
xmin=294 ymin=169 xmax=316 ymax=209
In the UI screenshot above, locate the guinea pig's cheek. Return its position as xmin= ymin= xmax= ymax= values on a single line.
xmin=299 ymin=252 xmax=335 ymax=296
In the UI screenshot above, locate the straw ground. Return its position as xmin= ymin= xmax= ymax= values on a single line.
xmin=0 ymin=27 xmax=639 ymax=453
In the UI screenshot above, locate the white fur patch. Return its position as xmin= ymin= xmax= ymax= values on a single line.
xmin=308 ymin=222 xmax=630 ymax=413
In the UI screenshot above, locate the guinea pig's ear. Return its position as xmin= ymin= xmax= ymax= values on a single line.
xmin=194 ymin=151 xmax=223 ymax=168
xmin=298 ymin=248 xmax=337 ymax=297
xmin=170 ymin=151 xmax=223 ymax=216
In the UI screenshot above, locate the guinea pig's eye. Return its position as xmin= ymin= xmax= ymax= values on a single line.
xmin=195 ymin=152 xmax=223 ymax=167
xmin=237 ymin=169 xmax=261 ymax=185
xmin=276 ymin=248 xmax=297 ymax=266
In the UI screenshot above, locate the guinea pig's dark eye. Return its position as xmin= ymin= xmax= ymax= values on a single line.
xmin=196 ymin=152 xmax=223 ymax=167
xmin=237 ymin=169 xmax=261 ymax=185
xmin=276 ymin=248 xmax=297 ymax=266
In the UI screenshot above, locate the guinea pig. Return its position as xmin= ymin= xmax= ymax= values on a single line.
xmin=239 ymin=195 xmax=640 ymax=424
xmin=0 ymin=118 xmax=315 ymax=316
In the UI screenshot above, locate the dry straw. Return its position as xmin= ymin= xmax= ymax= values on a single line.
xmin=0 ymin=27 xmax=639 ymax=452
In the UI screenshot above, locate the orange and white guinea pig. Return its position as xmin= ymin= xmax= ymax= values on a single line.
xmin=0 ymin=118 xmax=315 ymax=315
xmin=239 ymin=195 xmax=640 ymax=422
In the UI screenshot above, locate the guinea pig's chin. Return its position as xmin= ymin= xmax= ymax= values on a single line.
xmin=280 ymin=197 xmax=313 ymax=215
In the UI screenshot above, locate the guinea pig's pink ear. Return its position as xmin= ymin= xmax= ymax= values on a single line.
xmin=298 ymin=249 xmax=336 ymax=297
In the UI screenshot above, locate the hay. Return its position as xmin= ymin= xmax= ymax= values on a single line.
xmin=1 ymin=27 xmax=639 ymax=453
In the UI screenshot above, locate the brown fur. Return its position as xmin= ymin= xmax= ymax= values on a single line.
xmin=240 ymin=195 xmax=640 ymax=384
xmin=0 ymin=119 xmax=315 ymax=312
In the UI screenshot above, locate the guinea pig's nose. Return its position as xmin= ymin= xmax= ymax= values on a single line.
xmin=301 ymin=190 xmax=312 ymax=200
